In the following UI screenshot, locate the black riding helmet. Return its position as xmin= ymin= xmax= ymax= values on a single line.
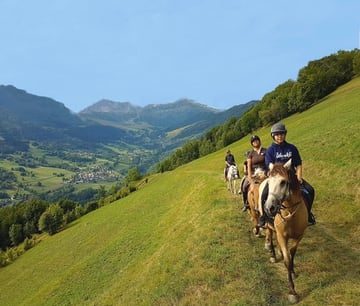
xmin=250 ymin=135 xmax=260 ymax=144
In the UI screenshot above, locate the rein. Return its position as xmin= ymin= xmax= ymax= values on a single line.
xmin=270 ymin=179 xmax=301 ymax=223
xmin=279 ymin=200 xmax=301 ymax=219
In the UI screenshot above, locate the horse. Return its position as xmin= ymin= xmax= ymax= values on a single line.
xmin=258 ymin=159 xmax=308 ymax=303
xmin=226 ymin=164 xmax=239 ymax=194
xmin=247 ymin=168 xmax=267 ymax=237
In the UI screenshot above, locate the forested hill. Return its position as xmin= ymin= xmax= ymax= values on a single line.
xmin=157 ymin=49 xmax=360 ymax=172
xmin=0 ymin=75 xmax=359 ymax=305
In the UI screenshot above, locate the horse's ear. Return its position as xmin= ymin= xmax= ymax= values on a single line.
xmin=284 ymin=159 xmax=292 ymax=170
xmin=269 ymin=163 xmax=274 ymax=171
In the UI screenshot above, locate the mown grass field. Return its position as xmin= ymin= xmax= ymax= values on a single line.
xmin=0 ymin=158 xmax=73 ymax=194
xmin=0 ymin=78 xmax=359 ymax=305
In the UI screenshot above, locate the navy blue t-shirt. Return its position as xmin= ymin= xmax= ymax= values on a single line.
xmin=265 ymin=141 xmax=302 ymax=170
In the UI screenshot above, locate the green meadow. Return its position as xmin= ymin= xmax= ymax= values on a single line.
xmin=0 ymin=78 xmax=359 ymax=305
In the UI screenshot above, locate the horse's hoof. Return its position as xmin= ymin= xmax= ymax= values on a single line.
xmin=269 ymin=257 xmax=276 ymax=263
xmin=264 ymin=243 xmax=271 ymax=251
xmin=288 ymin=294 xmax=299 ymax=304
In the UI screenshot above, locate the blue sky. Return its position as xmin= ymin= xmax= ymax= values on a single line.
xmin=0 ymin=0 xmax=359 ymax=112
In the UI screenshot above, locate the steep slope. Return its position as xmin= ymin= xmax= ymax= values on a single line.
xmin=0 ymin=78 xmax=359 ymax=305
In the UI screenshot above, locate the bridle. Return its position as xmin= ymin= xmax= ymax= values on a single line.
xmin=269 ymin=176 xmax=302 ymax=222
xmin=267 ymin=177 xmax=290 ymax=216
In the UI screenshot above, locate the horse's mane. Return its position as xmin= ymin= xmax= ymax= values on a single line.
xmin=270 ymin=163 xmax=300 ymax=192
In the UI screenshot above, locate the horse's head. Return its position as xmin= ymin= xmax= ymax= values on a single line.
xmin=253 ymin=168 xmax=267 ymax=182
xmin=264 ymin=159 xmax=294 ymax=218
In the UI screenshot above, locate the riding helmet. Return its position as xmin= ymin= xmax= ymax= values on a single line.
xmin=250 ymin=135 xmax=260 ymax=144
xmin=270 ymin=122 xmax=287 ymax=136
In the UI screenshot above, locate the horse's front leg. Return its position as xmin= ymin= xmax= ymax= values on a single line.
xmin=276 ymin=233 xmax=299 ymax=303
xmin=232 ymin=180 xmax=236 ymax=194
xmin=265 ymin=227 xmax=276 ymax=262
xmin=250 ymin=209 xmax=260 ymax=236
xmin=289 ymin=240 xmax=301 ymax=279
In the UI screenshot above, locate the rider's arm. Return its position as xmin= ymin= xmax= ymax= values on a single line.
xmin=265 ymin=147 xmax=274 ymax=169
xmin=247 ymin=158 xmax=252 ymax=180
xmin=296 ymin=164 xmax=303 ymax=184
xmin=291 ymin=145 xmax=303 ymax=183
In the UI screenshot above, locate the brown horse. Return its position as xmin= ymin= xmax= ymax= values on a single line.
xmin=259 ymin=159 xmax=308 ymax=303
xmin=247 ymin=169 xmax=267 ymax=236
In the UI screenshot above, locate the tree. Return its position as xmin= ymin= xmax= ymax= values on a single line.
xmin=98 ymin=185 xmax=106 ymax=198
xmin=38 ymin=211 xmax=53 ymax=235
xmin=126 ymin=167 xmax=141 ymax=183
xmin=353 ymin=50 xmax=360 ymax=75
xmin=23 ymin=199 xmax=48 ymax=233
xmin=58 ymin=199 xmax=77 ymax=213
xmin=38 ymin=204 xmax=64 ymax=235
xmin=9 ymin=224 xmax=24 ymax=246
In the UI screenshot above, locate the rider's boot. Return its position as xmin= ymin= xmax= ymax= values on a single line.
xmin=258 ymin=215 xmax=266 ymax=227
xmin=308 ymin=212 xmax=316 ymax=225
xmin=242 ymin=193 xmax=248 ymax=212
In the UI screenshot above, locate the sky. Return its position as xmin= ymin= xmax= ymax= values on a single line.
xmin=0 ymin=0 xmax=359 ymax=112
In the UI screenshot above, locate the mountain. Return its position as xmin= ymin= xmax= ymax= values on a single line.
xmin=1 ymin=77 xmax=358 ymax=305
xmin=80 ymin=100 xmax=143 ymax=128
xmin=79 ymin=98 xmax=257 ymax=140
xmin=171 ymin=100 xmax=258 ymax=140
xmin=0 ymin=85 xmax=81 ymax=128
xmin=0 ymin=85 xmax=84 ymax=152
xmin=79 ymin=98 xmax=221 ymax=131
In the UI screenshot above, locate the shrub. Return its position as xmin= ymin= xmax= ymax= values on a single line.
xmin=23 ymin=237 xmax=35 ymax=251
xmin=0 ymin=251 xmax=6 ymax=267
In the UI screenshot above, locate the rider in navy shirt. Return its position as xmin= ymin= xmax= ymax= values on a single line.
xmin=265 ymin=140 xmax=301 ymax=171
xmin=260 ymin=122 xmax=316 ymax=226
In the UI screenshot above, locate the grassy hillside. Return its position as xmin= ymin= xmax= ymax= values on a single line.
xmin=0 ymin=78 xmax=359 ymax=305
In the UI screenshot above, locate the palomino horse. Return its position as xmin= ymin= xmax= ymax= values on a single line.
xmin=247 ymin=168 xmax=267 ymax=236
xmin=259 ymin=159 xmax=308 ymax=303
xmin=227 ymin=164 xmax=239 ymax=194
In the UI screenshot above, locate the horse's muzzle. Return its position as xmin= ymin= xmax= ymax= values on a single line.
xmin=264 ymin=200 xmax=280 ymax=218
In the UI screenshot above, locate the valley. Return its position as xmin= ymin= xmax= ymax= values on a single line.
xmin=0 ymin=86 xmax=255 ymax=205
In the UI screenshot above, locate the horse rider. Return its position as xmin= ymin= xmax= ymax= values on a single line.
xmin=240 ymin=135 xmax=267 ymax=212
xmin=224 ymin=149 xmax=237 ymax=181
xmin=259 ymin=122 xmax=316 ymax=226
